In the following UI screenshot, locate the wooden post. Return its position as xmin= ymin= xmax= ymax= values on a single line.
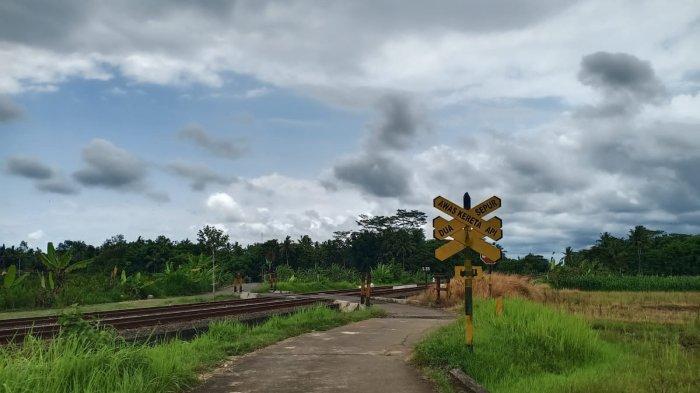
xmin=465 ymin=258 xmax=474 ymax=349
xmin=435 ymin=275 xmax=441 ymax=304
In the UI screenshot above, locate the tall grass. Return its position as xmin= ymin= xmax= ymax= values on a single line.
xmin=413 ymin=298 xmax=698 ymax=393
xmin=547 ymin=274 xmax=700 ymax=291
xmin=0 ymin=306 xmax=383 ymax=393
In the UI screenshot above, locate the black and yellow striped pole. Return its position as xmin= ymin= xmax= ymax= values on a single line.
xmin=463 ymin=193 xmax=474 ymax=350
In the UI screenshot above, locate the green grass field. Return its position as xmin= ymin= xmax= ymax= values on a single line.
xmin=0 ymin=306 xmax=384 ymax=393
xmin=253 ymin=280 xmax=358 ymax=293
xmin=414 ymin=298 xmax=699 ymax=393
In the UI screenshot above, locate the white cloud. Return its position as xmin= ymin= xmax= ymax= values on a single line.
xmin=206 ymin=193 xmax=245 ymax=222
xmin=27 ymin=229 xmax=44 ymax=241
xmin=0 ymin=1 xmax=698 ymax=107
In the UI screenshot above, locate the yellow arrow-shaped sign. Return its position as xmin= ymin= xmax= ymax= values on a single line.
xmin=433 ymin=195 xmax=503 ymax=240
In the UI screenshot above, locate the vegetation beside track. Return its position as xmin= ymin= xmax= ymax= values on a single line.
xmin=414 ymin=298 xmax=699 ymax=393
xmin=0 ymin=292 xmax=240 ymax=321
xmin=0 ymin=305 xmax=385 ymax=393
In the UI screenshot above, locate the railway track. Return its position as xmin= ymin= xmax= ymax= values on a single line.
xmin=0 ymin=285 xmax=428 ymax=344
xmin=304 ymin=284 xmax=428 ymax=296
xmin=0 ymin=296 xmax=330 ymax=344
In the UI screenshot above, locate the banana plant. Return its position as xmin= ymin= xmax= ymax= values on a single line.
xmin=38 ymin=242 xmax=90 ymax=293
xmin=2 ymin=265 xmax=28 ymax=290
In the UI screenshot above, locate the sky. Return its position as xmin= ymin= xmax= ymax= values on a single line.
xmin=1 ymin=0 xmax=699 ymax=257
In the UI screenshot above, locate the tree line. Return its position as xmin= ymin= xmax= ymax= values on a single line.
xmin=1 ymin=216 xmax=698 ymax=281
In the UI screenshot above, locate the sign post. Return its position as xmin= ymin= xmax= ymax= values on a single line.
xmin=433 ymin=192 xmax=504 ymax=348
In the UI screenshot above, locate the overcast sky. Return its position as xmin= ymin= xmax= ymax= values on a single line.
xmin=1 ymin=0 xmax=699 ymax=256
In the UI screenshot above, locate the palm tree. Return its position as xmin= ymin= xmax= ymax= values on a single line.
xmin=628 ymin=226 xmax=661 ymax=275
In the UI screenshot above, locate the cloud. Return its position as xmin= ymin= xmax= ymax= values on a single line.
xmin=1 ymin=0 xmax=697 ymax=109
xmin=74 ymin=139 xmax=145 ymax=188
xmin=167 ymin=161 xmax=234 ymax=191
xmin=333 ymin=153 xmax=411 ymax=198
xmin=579 ymin=52 xmax=665 ymax=100
xmin=27 ymin=229 xmax=44 ymax=241
xmin=206 ymin=192 xmax=244 ymax=222
xmin=35 ymin=176 xmax=79 ymax=195
xmin=6 ymin=156 xmax=53 ymax=179
xmin=178 ymin=125 xmax=246 ymax=159
xmin=0 ymin=96 xmax=22 ymax=121
xmin=5 ymin=156 xmax=79 ymax=194
xmin=331 ymin=94 xmax=425 ymax=198
xmin=73 ymin=139 xmax=168 ymax=201
xmin=577 ymin=52 xmax=666 ymax=116
xmin=368 ymin=94 xmax=426 ymax=150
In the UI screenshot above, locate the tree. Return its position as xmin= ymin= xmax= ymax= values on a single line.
xmin=197 ymin=226 xmax=229 ymax=292
xmin=38 ymin=242 xmax=90 ymax=293
xmin=628 ymin=226 xmax=662 ymax=275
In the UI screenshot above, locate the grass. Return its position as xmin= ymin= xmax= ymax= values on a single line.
xmin=254 ymin=280 xmax=358 ymax=293
xmin=413 ymin=298 xmax=699 ymax=393
xmin=546 ymin=274 xmax=700 ymax=291
xmin=0 ymin=305 xmax=385 ymax=393
xmin=541 ymin=289 xmax=700 ymax=324
xmin=0 ymin=292 xmax=240 ymax=321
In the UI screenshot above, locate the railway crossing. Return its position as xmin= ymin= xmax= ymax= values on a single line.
xmin=432 ymin=192 xmax=504 ymax=349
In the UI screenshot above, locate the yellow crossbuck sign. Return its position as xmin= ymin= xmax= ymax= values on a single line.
xmin=433 ymin=195 xmax=502 ymax=240
xmin=433 ymin=195 xmax=503 ymax=262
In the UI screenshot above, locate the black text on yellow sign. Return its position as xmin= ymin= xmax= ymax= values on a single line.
xmin=433 ymin=195 xmax=503 ymax=240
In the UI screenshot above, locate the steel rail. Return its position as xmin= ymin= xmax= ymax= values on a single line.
xmin=0 ymin=295 xmax=282 ymax=329
xmin=0 ymin=297 xmax=329 ymax=344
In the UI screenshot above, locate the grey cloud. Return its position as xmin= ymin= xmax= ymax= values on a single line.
xmin=73 ymin=138 xmax=169 ymax=201
xmin=577 ymin=52 xmax=665 ymax=117
xmin=167 ymin=161 xmax=235 ymax=191
xmin=178 ymin=125 xmax=246 ymax=160
xmin=0 ymin=97 xmax=23 ymax=122
xmin=369 ymin=94 xmax=426 ymax=150
xmin=5 ymin=156 xmax=79 ymax=195
xmin=331 ymin=93 xmax=426 ymax=198
xmin=36 ymin=177 xmax=79 ymax=195
xmin=579 ymin=52 xmax=664 ymax=99
xmin=6 ymin=156 xmax=53 ymax=179
xmin=333 ymin=153 xmax=410 ymax=198
xmin=74 ymin=139 xmax=145 ymax=188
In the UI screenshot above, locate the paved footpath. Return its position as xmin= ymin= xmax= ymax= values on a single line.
xmin=193 ymin=302 xmax=454 ymax=393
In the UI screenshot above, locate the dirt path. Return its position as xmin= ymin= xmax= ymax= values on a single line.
xmin=193 ymin=302 xmax=454 ymax=393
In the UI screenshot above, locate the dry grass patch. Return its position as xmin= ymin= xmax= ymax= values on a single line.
xmin=410 ymin=273 xmax=545 ymax=307
xmin=540 ymin=289 xmax=700 ymax=324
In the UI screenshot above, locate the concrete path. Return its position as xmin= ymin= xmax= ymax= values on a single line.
xmin=193 ymin=303 xmax=454 ymax=393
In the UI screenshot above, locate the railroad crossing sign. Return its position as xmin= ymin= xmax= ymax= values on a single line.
xmin=433 ymin=195 xmax=503 ymax=262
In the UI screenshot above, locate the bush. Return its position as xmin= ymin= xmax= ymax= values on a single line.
xmin=146 ymin=270 xmax=209 ymax=297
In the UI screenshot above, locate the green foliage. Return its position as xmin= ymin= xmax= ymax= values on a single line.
xmin=546 ymin=273 xmax=700 ymax=291
xmin=2 ymin=265 xmax=28 ymax=290
xmin=38 ymin=242 xmax=90 ymax=292
xmin=0 ymin=306 xmax=383 ymax=393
